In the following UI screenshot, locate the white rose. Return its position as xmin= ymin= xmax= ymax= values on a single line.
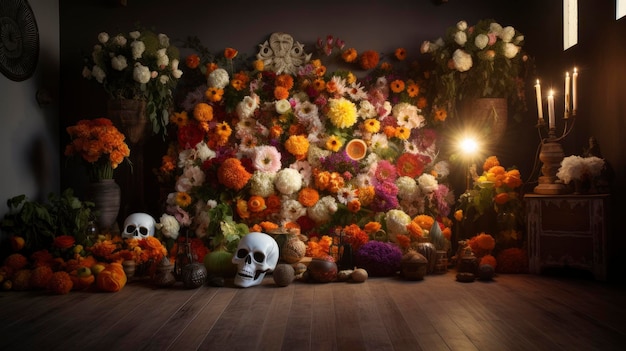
xmin=454 ymin=31 xmax=467 ymax=46
xmin=474 ymin=34 xmax=489 ymax=50
xmin=111 ymin=55 xmax=128 ymax=71
xmin=157 ymin=214 xmax=180 ymax=239
xmin=129 ymin=31 xmax=141 ymax=40
xmin=133 ymin=63 xmax=151 ymax=84
xmin=456 ymin=20 xmax=468 ymax=31
xmin=158 ymin=33 xmax=170 ymax=47
xmin=453 ymin=49 xmax=473 ymax=72
xmin=514 ymin=35 xmax=524 ymax=45
xmin=97 ymin=32 xmax=109 ymax=44
xmin=207 ymin=68 xmax=229 ymax=88
xmin=274 ymin=168 xmax=302 ymax=195
xmin=236 ymin=95 xmax=259 ymax=118
xmin=113 ymin=35 xmax=127 ymax=47
xmin=159 ymin=75 xmax=169 ymax=84
xmin=503 ymin=43 xmax=520 ymax=59
xmin=92 ymin=65 xmax=106 ymax=83
xmin=131 ymin=40 xmax=145 ymax=60
xmin=172 ymin=69 xmax=183 ymax=79
xmin=500 ymin=26 xmax=516 ymax=43
xmin=275 ymin=99 xmax=291 ymax=114
xmin=156 ymin=48 xmax=169 ymax=67
xmin=171 ymin=59 xmax=180 ymax=70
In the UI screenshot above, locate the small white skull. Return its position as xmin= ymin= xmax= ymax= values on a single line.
xmin=122 ymin=213 xmax=156 ymax=239
xmin=232 ymin=232 xmax=279 ymax=288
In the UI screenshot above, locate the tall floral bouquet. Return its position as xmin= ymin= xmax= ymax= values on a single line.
xmin=421 ymin=19 xmax=529 ymax=121
xmin=82 ymin=29 xmax=183 ymax=136
xmin=154 ymin=37 xmax=456 ymax=256
xmin=65 ymin=118 xmax=130 ymax=181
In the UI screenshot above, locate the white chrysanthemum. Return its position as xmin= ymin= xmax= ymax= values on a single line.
xmin=500 ymin=26 xmax=516 ymax=43
xmin=97 ymin=32 xmax=109 ymax=44
xmin=208 ymin=68 xmax=229 ymax=88
xmin=249 ymin=171 xmax=277 ymax=197
xmin=157 ymin=214 xmax=180 ymax=240
xmin=503 ymin=43 xmax=520 ymax=59
xmin=280 ymin=199 xmax=307 ymax=223
xmin=393 ymin=102 xmax=424 ymax=129
xmin=133 ymin=63 xmax=151 ymax=83
xmin=131 ymin=40 xmax=145 ymax=60
xmin=156 ymin=48 xmax=169 ymax=67
xmin=454 ymin=30 xmax=467 ymax=46
xmin=347 ymin=82 xmax=368 ymax=101
xmin=369 ymin=133 xmax=389 ymax=151
xmin=417 ymin=173 xmax=438 ymax=194
xmin=336 ymin=186 xmax=358 ymax=205
xmin=194 ymin=141 xmax=216 ymax=162
xmin=306 ymin=145 xmax=331 ymax=168
xmin=158 ymin=33 xmax=170 ymax=47
xmin=385 ymin=209 xmax=411 ymax=240
xmin=403 ymin=140 xmax=420 ymax=154
xmin=236 ymin=95 xmax=259 ymax=119
xmin=328 ymin=75 xmax=348 ymax=95
xmin=396 ymin=176 xmax=419 ymax=201
xmin=128 ymin=31 xmax=140 ymax=40
xmin=354 ymin=173 xmax=374 ymax=188
xmin=307 ymin=196 xmax=337 ymax=223
xmin=112 ymin=35 xmax=127 ymax=47
xmin=456 ymin=20 xmax=468 ymax=31
xmin=175 ymin=165 xmax=206 ymax=192
xmin=295 ymin=100 xmax=318 ymax=121
xmin=358 ymin=100 xmax=377 ymax=119
xmin=475 ymin=34 xmax=489 ymax=50
xmin=253 ymin=145 xmax=282 ymax=173
xmin=275 ymin=99 xmax=291 ymax=114
xmin=92 ymin=65 xmax=106 ymax=83
xmin=275 ymin=168 xmax=302 ymax=195
xmin=453 ymin=49 xmax=473 ymax=72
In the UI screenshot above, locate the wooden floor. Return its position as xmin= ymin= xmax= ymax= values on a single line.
xmin=0 ymin=270 xmax=625 ymax=351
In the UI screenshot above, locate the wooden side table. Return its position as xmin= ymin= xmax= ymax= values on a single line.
xmin=524 ymin=193 xmax=609 ymax=281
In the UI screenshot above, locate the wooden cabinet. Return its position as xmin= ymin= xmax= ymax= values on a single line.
xmin=524 ymin=194 xmax=609 ymax=281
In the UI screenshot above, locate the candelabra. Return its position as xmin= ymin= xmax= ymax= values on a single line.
xmin=533 ymin=110 xmax=576 ymax=194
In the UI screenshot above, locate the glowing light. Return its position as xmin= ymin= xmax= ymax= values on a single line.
xmin=460 ymin=137 xmax=478 ymax=155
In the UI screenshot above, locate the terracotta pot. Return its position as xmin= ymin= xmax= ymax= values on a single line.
xmin=85 ymin=179 xmax=121 ymax=233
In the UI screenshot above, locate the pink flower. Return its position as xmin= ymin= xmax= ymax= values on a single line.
xmin=252 ymin=145 xmax=282 ymax=173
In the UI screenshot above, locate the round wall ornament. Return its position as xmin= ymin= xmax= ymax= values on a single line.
xmin=0 ymin=0 xmax=39 ymax=81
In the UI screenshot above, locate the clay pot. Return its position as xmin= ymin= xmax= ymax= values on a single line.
xmin=307 ymin=258 xmax=338 ymax=283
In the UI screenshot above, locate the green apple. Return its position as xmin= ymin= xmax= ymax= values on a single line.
xmin=77 ymin=266 xmax=92 ymax=277
xmin=91 ymin=263 xmax=106 ymax=276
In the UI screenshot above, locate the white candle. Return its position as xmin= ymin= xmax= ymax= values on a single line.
xmin=548 ymin=90 xmax=555 ymax=129
xmin=534 ymin=79 xmax=544 ymax=122
xmin=572 ymin=67 xmax=578 ymax=113
xmin=564 ymin=72 xmax=571 ymax=118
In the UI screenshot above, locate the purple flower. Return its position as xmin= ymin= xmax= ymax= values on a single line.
xmin=354 ymin=241 xmax=402 ymax=276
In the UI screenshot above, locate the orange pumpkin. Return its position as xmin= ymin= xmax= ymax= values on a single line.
xmin=96 ymin=262 xmax=127 ymax=292
xmin=70 ymin=269 xmax=95 ymax=291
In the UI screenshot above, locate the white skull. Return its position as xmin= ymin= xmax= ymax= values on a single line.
xmin=232 ymin=232 xmax=279 ymax=288
xmin=122 ymin=213 xmax=156 ymax=239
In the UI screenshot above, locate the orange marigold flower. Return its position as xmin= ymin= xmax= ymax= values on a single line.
xmin=231 ymin=79 xmax=245 ymax=91
xmin=380 ymin=62 xmax=392 ymax=71
xmin=284 ymin=135 xmax=310 ymax=158
xmin=325 ymin=135 xmax=342 ymax=152
xmin=413 ymin=215 xmax=435 ymax=230
xmin=298 ymin=187 xmax=320 ymax=207
xmin=396 ymin=234 xmax=411 ymax=249
xmin=265 ymin=194 xmax=282 ymax=213
xmin=215 ymin=121 xmax=232 ymax=138
xmin=390 ymin=79 xmax=405 ymax=93
xmin=468 ymin=233 xmax=496 ymax=257
xmin=312 ymin=78 xmax=326 ymax=91
xmin=442 ymin=227 xmax=452 ymax=240
xmin=359 ymin=50 xmax=380 ymax=70
xmin=248 ymin=196 xmax=267 ymax=213
xmin=504 ymin=169 xmax=522 ymax=189
xmin=274 ymin=86 xmax=290 ymax=100
xmin=193 ymin=103 xmax=213 ymax=122
xmin=224 ymin=47 xmax=238 ymax=59
xmin=434 ymin=107 xmax=447 ymax=122
xmin=315 ymin=65 xmax=327 ymax=76
xmin=48 ymin=271 xmax=73 ymax=295
xmin=407 ymin=83 xmax=420 ymax=97
xmin=269 ymin=125 xmax=283 ymax=139
xmin=234 ymin=71 xmax=250 ymax=85
xmin=454 ymin=209 xmax=464 ymax=222
xmin=175 ymin=191 xmax=192 ymax=207
xmin=314 ymin=171 xmax=331 ymax=191
xmin=253 ymin=59 xmax=264 ymax=71
xmin=406 ymin=221 xmax=423 ymax=239
xmin=288 ymin=123 xmax=305 ymax=136
xmin=480 ymin=254 xmax=497 ymax=268
xmin=218 ymin=158 xmax=252 ymax=191
xmin=206 ymin=62 xmax=218 ymax=74
xmin=416 ymin=96 xmax=428 ymax=109
xmin=186 ymin=54 xmax=200 ymax=69
xmin=358 ymin=186 xmax=375 ymax=207
xmin=4 ymin=253 xmax=28 ymax=270
xmin=53 ymin=235 xmax=76 ymax=250
xmin=363 ymin=221 xmax=381 ymax=234
xmin=171 ymin=111 xmax=189 ymax=127
xmin=383 ymin=125 xmax=396 ymax=138
xmin=483 ymin=156 xmax=500 ymax=172
xmin=205 ymin=87 xmax=224 ymax=102
xmin=260 ymin=221 xmax=279 ymax=231
xmin=494 ymin=192 xmax=510 ymax=205
xmin=347 ymin=199 xmax=361 ymax=213
xmin=275 ymin=74 xmax=294 ymax=90
xmin=341 ymin=48 xmax=358 ymax=63
xmin=394 ymin=47 xmax=407 ymax=61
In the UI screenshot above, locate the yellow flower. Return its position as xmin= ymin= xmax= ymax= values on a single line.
xmin=363 ymin=118 xmax=380 ymax=133
xmin=284 ymin=135 xmax=310 ymax=159
xmin=454 ymin=209 xmax=464 ymax=222
xmin=193 ymin=103 xmax=213 ymax=122
xmin=394 ymin=126 xmax=411 ymax=140
xmin=171 ymin=111 xmax=188 ymax=127
xmin=253 ymin=59 xmax=264 ymax=71
xmin=205 ymin=87 xmax=224 ymax=102
xmin=215 ymin=121 xmax=232 ymax=138
xmin=327 ymin=98 xmax=357 ymax=129
xmin=325 ymin=135 xmax=343 ymax=152
xmin=175 ymin=192 xmax=192 ymax=207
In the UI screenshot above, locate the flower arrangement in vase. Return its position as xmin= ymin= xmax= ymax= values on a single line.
xmin=81 ymin=29 xmax=183 ymax=136
xmin=556 ymin=155 xmax=605 ymax=193
xmin=421 ymin=19 xmax=529 ymax=124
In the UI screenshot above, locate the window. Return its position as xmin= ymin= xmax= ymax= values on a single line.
xmin=563 ymin=0 xmax=578 ymax=50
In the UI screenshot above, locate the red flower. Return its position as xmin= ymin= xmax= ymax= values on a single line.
xmin=177 ymin=122 xmax=205 ymax=149
xmin=396 ymin=153 xmax=426 ymax=178
xmin=53 ymin=235 xmax=76 ymax=250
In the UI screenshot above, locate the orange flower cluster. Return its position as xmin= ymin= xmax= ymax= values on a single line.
xmin=468 ymin=232 xmax=496 ymax=258
xmin=359 ymin=50 xmax=380 ymax=69
xmin=306 ymin=235 xmax=333 ymax=258
xmin=314 ymin=170 xmax=345 ymax=193
xmin=218 ymin=158 xmax=252 ymax=191
xmin=64 ymin=118 xmax=130 ymax=179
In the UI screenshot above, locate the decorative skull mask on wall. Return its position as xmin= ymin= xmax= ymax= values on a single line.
xmin=121 ymin=213 xmax=156 ymax=239
xmin=232 ymin=232 xmax=279 ymax=288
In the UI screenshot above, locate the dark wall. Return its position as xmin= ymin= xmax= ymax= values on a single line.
xmin=59 ymin=0 xmax=626 ymax=281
